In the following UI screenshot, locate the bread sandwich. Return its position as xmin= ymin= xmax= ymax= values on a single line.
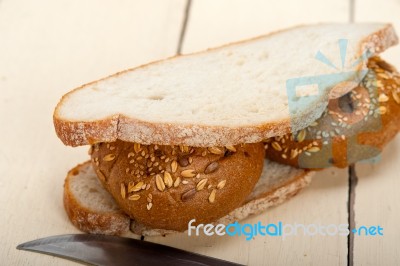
xmin=53 ymin=23 xmax=399 ymax=236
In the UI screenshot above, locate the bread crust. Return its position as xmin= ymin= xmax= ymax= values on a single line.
xmin=63 ymin=161 xmax=130 ymax=235
xmin=265 ymin=57 xmax=400 ymax=169
xmin=53 ymin=24 xmax=398 ymax=147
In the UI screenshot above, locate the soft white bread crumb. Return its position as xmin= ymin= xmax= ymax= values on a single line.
xmin=64 ymin=160 xmax=314 ymax=236
xmin=54 ymin=23 xmax=398 ymax=147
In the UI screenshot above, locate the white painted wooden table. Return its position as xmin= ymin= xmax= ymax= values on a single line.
xmin=0 ymin=0 xmax=399 ymax=265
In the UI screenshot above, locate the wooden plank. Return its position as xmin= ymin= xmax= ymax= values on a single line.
xmin=0 ymin=0 xmax=185 ymax=265
xmin=353 ymin=1 xmax=400 ymax=264
xmin=353 ymin=138 xmax=400 ymax=265
xmin=147 ymin=0 xmax=350 ymax=265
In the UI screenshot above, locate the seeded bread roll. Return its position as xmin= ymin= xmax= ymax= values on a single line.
xmin=90 ymin=141 xmax=264 ymax=231
xmin=265 ymin=56 xmax=400 ymax=169
xmin=63 ymin=160 xmax=314 ymax=236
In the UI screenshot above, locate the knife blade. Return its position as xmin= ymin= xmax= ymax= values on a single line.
xmin=17 ymin=234 xmax=243 ymax=266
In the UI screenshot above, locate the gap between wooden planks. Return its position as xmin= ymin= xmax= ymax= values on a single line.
xmin=353 ymin=0 xmax=400 ymax=264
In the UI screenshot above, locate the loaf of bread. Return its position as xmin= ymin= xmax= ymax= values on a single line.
xmin=63 ymin=161 xmax=314 ymax=236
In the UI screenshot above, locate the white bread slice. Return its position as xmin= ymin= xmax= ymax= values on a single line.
xmin=63 ymin=162 xmax=130 ymax=235
xmin=54 ymin=23 xmax=397 ymax=147
xmin=63 ymin=161 xmax=314 ymax=236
